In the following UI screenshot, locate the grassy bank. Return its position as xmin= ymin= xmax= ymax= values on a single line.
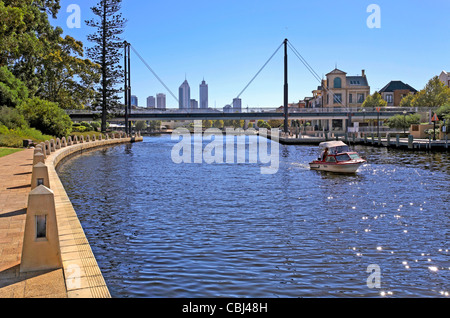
xmin=0 ymin=125 xmax=54 ymax=148
xmin=0 ymin=147 xmax=23 ymax=158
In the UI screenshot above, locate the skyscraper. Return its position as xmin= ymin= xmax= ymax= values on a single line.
xmin=147 ymin=96 xmax=155 ymax=108
xmin=156 ymin=93 xmax=166 ymax=109
xmin=200 ymin=79 xmax=208 ymax=109
xmin=233 ymin=98 xmax=242 ymax=112
xmin=179 ymin=79 xmax=190 ymax=109
xmin=131 ymin=95 xmax=138 ymax=107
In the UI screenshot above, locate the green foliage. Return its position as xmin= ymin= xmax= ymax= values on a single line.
xmin=257 ymin=120 xmax=271 ymax=129
xmin=362 ymin=91 xmax=388 ymax=108
xmin=0 ymin=106 xmax=27 ymax=129
xmin=387 ymin=113 xmax=421 ymax=130
xmin=148 ymin=120 xmax=161 ymax=131
xmin=407 ymin=77 xmax=450 ymax=107
xmin=86 ymin=0 xmax=127 ymax=131
xmin=0 ymin=124 xmax=53 ymax=148
xmin=213 ymin=120 xmax=224 ymax=129
xmin=18 ymin=97 xmax=73 ymax=137
xmin=0 ymin=1 xmax=99 ymax=109
xmin=436 ymin=103 xmax=450 ymax=131
xmin=135 ymin=121 xmax=147 ymax=131
xmin=0 ymin=66 xmax=29 ymax=107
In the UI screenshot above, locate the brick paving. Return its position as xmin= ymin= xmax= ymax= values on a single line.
xmin=0 ymin=149 xmax=67 ymax=298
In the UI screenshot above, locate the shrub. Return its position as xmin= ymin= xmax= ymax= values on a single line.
xmin=18 ymin=97 xmax=73 ymax=137
xmin=0 ymin=106 xmax=27 ymax=129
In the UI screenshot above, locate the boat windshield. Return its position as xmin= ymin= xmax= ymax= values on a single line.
xmin=336 ymin=154 xmax=351 ymax=162
xmin=349 ymin=153 xmax=361 ymax=160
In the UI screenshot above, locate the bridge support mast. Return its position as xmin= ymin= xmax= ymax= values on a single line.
xmin=124 ymin=41 xmax=132 ymax=135
xmin=284 ymin=39 xmax=289 ymax=134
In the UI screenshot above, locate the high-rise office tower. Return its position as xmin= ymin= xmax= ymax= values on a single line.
xmin=179 ymin=79 xmax=190 ymax=109
xmin=156 ymin=93 xmax=166 ymax=109
xmin=190 ymin=99 xmax=198 ymax=109
xmin=233 ymin=98 xmax=242 ymax=112
xmin=147 ymin=96 xmax=155 ymax=108
xmin=200 ymin=79 xmax=208 ymax=109
xmin=131 ymin=95 xmax=138 ymax=107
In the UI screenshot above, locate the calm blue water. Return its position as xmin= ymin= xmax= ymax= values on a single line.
xmin=57 ymin=135 xmax=449 ymax=298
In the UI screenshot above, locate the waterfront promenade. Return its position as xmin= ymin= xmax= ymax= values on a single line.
xmin=0 ymin=134 xmax=142 ymax=298
xmin=0 ymin=149 xmax=68 ymax=297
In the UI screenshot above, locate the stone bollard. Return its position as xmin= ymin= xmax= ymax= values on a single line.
xmin=44 ymin=141 xmax=51 ymax=155
xmin=67 ymin=136 xmax=73 ymax=146
xmin=55 ymin=138 xmax=61 ymax=150
xmin=50 ymin=139 xmax=56 ymax=152
xmin=72 ymin=135 xmax=78 ymax=145
xmin=92 ymin=134 xmax=96 ymax=142
xmin=31 ymin=162 xmax=50 ymax=190
xmin=20 ymin=185 xmax=62 ymax=273
xmin=33 ymin=152 xmax=46 ymax=166
xmin=80 ymin=135 xmax=84 ymax=143
xmin=61 ymin=137 xmax=67 ymax=148
xmin=86 ymin=135 xmax=90 ymax=143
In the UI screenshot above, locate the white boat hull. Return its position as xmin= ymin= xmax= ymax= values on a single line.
xmin=309 ymin=161 xmax=365 ymax=174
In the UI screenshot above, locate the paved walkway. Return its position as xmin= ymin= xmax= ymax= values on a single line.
xmin=0 ymin=149 xmax=67 ymax=298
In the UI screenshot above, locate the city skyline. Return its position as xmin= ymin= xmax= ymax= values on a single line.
xmin=54 ymin=0 xmax=450 ymax=108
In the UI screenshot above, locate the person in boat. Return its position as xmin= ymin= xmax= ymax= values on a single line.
xmin=321 ymin=147 xmax=329 ymax=162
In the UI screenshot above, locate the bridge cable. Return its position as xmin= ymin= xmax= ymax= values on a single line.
xmin=287 ymin=40 xmax=347 ymax=109
xmin=129 ymin=44 xmax=179 ymax=104
xmin=231 ymin=41 xmax=284 ymax=105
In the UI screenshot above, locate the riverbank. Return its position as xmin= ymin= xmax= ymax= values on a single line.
xmin=0 ymin=133 xmax=143 ymax=298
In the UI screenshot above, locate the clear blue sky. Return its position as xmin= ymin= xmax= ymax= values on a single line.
xmin=54 ymin=0 xmax=450 ymax=109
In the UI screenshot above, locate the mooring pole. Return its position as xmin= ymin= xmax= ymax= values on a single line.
xmin=124 ymin=41 xmax=129 ymax=135
xmin=284 ymin=39 xmax=289 ymax=134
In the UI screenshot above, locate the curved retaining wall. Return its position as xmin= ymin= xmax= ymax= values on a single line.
xmin=40 ymin=133 xmax=143 ymax=298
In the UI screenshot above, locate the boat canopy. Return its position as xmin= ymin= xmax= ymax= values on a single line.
xmin=319 ymin=141 xmax=348 ymax=149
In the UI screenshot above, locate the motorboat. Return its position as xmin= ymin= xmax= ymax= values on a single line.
xmin=309 ymin=141 xmax=366 ymax=173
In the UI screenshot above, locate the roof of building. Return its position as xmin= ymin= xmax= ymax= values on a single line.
xmin=346 ymin=76 xmax=369 ymax=87
xmin=326 ymin=68 xmax=347 ymax=76
xmin=379 ymin=81 xmax=417 ymax=93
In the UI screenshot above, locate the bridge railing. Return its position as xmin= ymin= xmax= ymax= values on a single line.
xmin=66 ymin=106 xmax=440 ymax=116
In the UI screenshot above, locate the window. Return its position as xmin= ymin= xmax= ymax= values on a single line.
xmin=336 ymin=154 xmax=351 ymax=162
xmin=385 ymin=94 xmax=393 ymax=103
xmin=326 ymin=156 xmax=336 ymax=163
xmin=357 ymin=93 xmax=365 ymax=103
xmin=349 ymin=94 xmax=353 ymax=104
xmin=334 ymin=77 xmax=342 ymax=89
xmin=333 ymin=94 xmax=342 ymax=104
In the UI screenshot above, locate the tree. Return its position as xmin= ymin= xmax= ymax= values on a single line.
xmin=213 ymin=120 xmax=224 ymax=129
xmin=436 ymin=103 xmax=450 ymax=132
xmin=387 ymin=113 xmax=421 ymax=131
xmin=38 ymin=32 xmax=100 ymax=109
xmin=0 ymin=66 xmax=29 ymax=107
xmin=203 ymin=120 xmax=212 ymax=129
xmin=86 ymin=0 xmax=126 ymax=132
xmin=135 ymin=121 xmax=147 ymax=131
xmin=361 ymin=91 xmax=387 ymax=108
xmin=399 ymin=94 xmax=415 ymax=107
xmin=410 ymin=76 xmax=450 ymax=107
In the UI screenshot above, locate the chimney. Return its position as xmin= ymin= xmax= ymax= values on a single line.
xmin=362 ymin=69 xmax=366 ymax=77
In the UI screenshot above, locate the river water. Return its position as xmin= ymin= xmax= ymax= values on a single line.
xmin=57 ymin=135 xmax=449 ymax=298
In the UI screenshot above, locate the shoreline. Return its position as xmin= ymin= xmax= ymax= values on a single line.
xmin=0 ymin=133 xmax=143 ymax=298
